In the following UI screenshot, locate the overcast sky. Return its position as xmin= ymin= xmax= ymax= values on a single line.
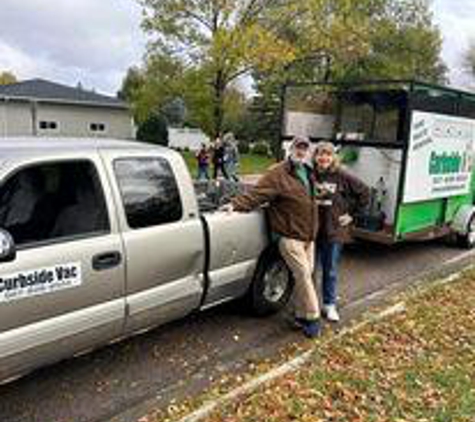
xmin=0 ymin=0 xmax=473 ymax=97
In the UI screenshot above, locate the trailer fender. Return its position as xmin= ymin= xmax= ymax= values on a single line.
xmin=452 ymin=205 xmax=475 ymax=234
xmin=452 ymin=205 xmax=475 ymax=248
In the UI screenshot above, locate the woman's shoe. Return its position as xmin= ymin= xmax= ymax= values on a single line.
xmin=323 ymin=304 xmax=340 ymax=322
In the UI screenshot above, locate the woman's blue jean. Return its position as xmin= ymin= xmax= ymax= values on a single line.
xmin=197 ymin=165 xmax=209 ymax=180
xmin=316 ymin=241 xmax=342 ymax=306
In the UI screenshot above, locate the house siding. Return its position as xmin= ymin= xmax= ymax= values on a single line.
xmin=0 ymin=101 xmax=34 ymax=136
xmin=0 ymin=100 xmax=134 ymax=139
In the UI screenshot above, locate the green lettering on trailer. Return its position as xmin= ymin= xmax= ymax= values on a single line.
xmin=429 ymin=152 xmax=462 ymax=175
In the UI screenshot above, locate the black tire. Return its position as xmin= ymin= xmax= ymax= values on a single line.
xmin=456 ymin=213 xmax=475 ymax=249
xmin=245 ymin=244 xmax=294 ymax=316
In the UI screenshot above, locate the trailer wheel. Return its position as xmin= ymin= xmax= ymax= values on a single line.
xmin=456 ymin=213 xmax=475 ymax=249
xmin=246 ymin=244 xmax=294 ymax=316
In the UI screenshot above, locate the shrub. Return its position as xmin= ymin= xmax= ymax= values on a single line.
xmin=136 ymin=114 xmax=168 ymax=146
xmin=238 ymin=142 xmax=250 ymax=154
xmin=252 ymin=141 xmax=270 ymax=156
xmin=339 ymin=147 xmax=359 ymax=164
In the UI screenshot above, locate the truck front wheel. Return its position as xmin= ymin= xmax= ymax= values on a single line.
xmin=246 ymin=244 xmax=294 ymax=316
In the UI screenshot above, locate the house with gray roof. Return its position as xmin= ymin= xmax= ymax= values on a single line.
xmin=0 ymin=78 xmax=134 ymax=139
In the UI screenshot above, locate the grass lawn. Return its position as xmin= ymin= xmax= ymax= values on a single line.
xmin=202 ymin=273 xmax=475 ymax=422
xmin=180 ymin=151 xmax=275 ymax=177
xmin=149 ymin=270 xmax=475 ymax=422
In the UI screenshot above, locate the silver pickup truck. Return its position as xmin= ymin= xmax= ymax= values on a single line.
xmin=0 ymin=138 xmax=291 ymax=383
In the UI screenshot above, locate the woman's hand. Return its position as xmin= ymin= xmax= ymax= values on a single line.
xmin=338 ymin=213 xmax=353 ymax=227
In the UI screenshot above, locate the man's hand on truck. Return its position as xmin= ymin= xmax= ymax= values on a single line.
xmin=219 ymin=203 xmax=234 ymax=214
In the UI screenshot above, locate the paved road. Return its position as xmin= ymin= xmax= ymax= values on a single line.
xmin=0 ymin=239 xmax=471 ymax=422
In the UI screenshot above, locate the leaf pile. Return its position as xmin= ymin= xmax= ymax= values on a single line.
xmin=200 ymin=273 xmax=475 ymax=422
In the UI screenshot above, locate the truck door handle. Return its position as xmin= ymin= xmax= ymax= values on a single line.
xmin=92 ymin=251 xmax=122 ymax=271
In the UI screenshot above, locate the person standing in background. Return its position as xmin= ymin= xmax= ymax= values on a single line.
xmin=212 ymin=138 xmax=228 ymax=180
xmin=313 ymin=141 xmax=370 ymax=322
xmin=195 ymin=143 xmax=210 ymax=180
xmin=223 ymin=132 xmax=240 ymax=182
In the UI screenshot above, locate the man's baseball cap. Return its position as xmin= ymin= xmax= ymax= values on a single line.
xmin=291 ymin=136 xmax=311 ymax=148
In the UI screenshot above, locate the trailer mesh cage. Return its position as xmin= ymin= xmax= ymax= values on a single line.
xmin=281 ymin=80 xmax=475 ymax=149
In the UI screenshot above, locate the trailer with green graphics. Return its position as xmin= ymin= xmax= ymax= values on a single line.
xmin=281 ymin=80 xmax=475 ymax=247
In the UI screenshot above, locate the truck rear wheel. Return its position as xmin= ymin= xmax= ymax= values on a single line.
xmin=456 ymin=213 xmax=475 ymax=249
xmin=246 ymin=244 xmax=294 ymax=316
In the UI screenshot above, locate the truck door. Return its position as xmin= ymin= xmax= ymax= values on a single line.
xmin=202 ymin=210 xmax=268 ymax=307
xmin=0 ymin=158 xmax=126 ymax=379
xmin=105 ymin=153 xmax=205 ymax=333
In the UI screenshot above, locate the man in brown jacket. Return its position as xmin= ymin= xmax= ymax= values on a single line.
xmin=223 ymin=136 xmax=321 ymax=338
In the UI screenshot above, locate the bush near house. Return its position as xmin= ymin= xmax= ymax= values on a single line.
xmin=136 ymin=114 xmax=168 ymax=146
xmin=251 ymin=141 xmax=271 ymax=156
xmin=237 ymin=142 xmax=250 ymax=154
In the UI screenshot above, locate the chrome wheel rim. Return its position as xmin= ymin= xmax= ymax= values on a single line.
xmin=262 ymin=260 xmax=289 ymax=303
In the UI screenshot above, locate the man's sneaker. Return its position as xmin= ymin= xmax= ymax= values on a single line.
xmin=294 ymin=317 xmax=321 ymax=338
xmin=323 ymin=304 xmax=340 ymax=322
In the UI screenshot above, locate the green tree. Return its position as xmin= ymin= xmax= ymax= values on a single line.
xmin=118 ymin=67 xmax=144 ymax=102
xmin=120 ymin=56 xmax=249 ymax=137
xmin=161 ymin=97 xmax=187 ymax=126
xmin=138 ymin=0 xmax=372 ymax=137
xmin=0 ymin=71 xmax=17 ymax=85
xmin=340 ymin=0 xmax=447 ymax=83
xmin=249 ymin=0 xmax=447 ymax=155
xmin=139 ymin=0 xmax=294 ymax=137
xmin=127 ymin=54 xmax=186 ymax=124
xmin=134 ymin=0 xmax=445 ymax=155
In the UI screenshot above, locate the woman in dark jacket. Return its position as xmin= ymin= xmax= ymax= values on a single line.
xmin=212 ymin=138 xmax=228 ymax=180
xmin=313 ymin=141 xmax=370 ymax=322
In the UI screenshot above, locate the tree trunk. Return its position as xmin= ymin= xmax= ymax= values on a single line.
xmin=213 ymin=70 xmax=225 ymax=139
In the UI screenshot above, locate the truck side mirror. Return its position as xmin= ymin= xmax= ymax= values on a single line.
xmin=0 ymin=229 xmax=16 ymax=263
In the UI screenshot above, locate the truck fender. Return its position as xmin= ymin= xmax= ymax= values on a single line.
xmin=244 ymin=243 xmax=294 ymax=316
xmin=452 ymin=205 xmax=475 ymax=234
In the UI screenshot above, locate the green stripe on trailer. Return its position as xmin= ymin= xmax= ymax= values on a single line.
xmin=396 ymin=201 xmax=444 ymax=236
xmin=471 ymin=170 xmax=475 ymax=203
xmin=396 ymin=194 xmax=473 ymax=237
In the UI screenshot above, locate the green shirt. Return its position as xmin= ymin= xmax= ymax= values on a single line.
xmin=294 ymin=163 xmax=313 ymax=196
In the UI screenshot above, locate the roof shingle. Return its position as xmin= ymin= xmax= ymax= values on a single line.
xmin=0 ymin=78 xmax=127 ymax=108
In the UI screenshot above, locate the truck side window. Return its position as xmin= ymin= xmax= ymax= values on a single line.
xmin=0 ymin=161 xmax=110 ymax=247
xmin=114 ymin=158 xmax=183 ymax=229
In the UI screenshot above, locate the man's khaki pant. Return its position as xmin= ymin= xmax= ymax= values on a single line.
xmin=278 ymin=237 xmax=320 ymax=320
